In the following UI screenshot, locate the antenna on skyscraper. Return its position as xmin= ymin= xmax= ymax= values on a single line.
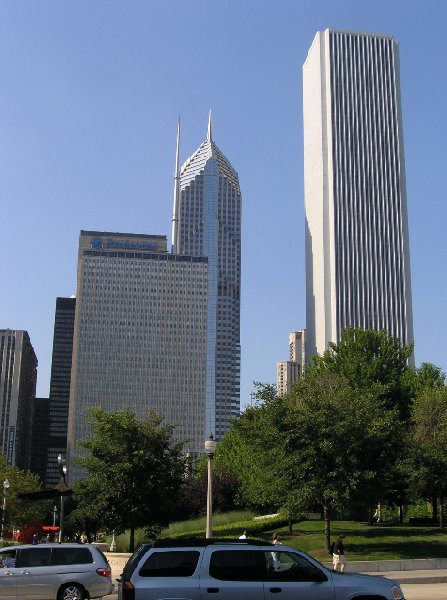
xmin=171 ymin=116 xmax=181 ymax=254
xmin=207 ymin=110 xmax=212 ymax=142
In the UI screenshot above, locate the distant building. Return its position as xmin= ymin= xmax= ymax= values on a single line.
xmin=276 ymin=361 xmax=300 ymax=396
xmin=67 ymin=231 xmax=208 ymax=481
xmin=0 ymin=329 xmax=37 ymax=469
xmin=30 ymin=397 xmax=50 ymax=484
xmin=276 ymin=329 xmax=306 ymax=396
xmin=45 ymin=297 xmax=76 ymax=487
xmin=289 ymin=330 xmax=306 ymax=367
xmin=303 ymin=30 xmax=414 ymax=360
xmin=172 ymin=116 xmax=242 ymax=438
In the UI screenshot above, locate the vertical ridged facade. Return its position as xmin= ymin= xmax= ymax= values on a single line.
xmin=303 ymin=30 xmax=413 ymax=359
xmin=175 ymin=125 xmax=241 ymax=439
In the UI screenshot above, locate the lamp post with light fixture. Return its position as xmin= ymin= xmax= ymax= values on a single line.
xmin=205 ymin=434 xmax=217 ymax=538
xmin=57 ymin=454 xmax=68 ymax=543
xmin=0 ymin=479 xmax=10 ymax=543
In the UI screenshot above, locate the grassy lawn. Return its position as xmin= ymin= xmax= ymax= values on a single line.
xmin=106 ymin=516 xmax=447 ymax=560
xmin=255 ymin=520 xmax=447 ymax=562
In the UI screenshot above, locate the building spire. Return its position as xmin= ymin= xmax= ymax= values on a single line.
xmin=207 ymin=110 xmax=212 ymax=142
xmin=171 ymin=116 xmax=181 ymax=254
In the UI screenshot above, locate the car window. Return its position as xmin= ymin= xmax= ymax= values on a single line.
xmin=139 ymin=551 xmax=200 ymax=577
xmin=18 ymin=548 xmax=52 ymax=568
xmin=0 ymin=550 xmax=16 ymax=568
xmin=264 ymin=551 xmax=322 ymax=582
xmin=51 ymin=547 xmax=93 ymax=566
xmin=209 ymin=550 xmax=261 ymax=581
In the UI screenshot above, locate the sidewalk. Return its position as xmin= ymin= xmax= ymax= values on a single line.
xmin=375 ymin=570 xmax=447 ymax=584
xmin=321 ymin=558 xmax=447 ymax=584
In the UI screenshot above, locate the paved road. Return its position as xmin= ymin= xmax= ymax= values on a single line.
xmin=402 ymin=583 xmax=447 ymax=599
xmin=104 ymin=583 xmax=447 ymax=600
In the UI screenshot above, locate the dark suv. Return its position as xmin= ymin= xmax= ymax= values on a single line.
xmin=0 ymin=542 xmax=114 ymax=599
xmin=118 ymin=538 xmax=405 ymax=600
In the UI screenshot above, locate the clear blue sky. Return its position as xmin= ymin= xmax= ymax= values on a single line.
xmin=1 ymin=1 xmax=446 ymax=407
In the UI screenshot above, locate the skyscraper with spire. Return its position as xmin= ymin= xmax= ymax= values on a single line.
xmin=172 ymin=115 xmax=242 ymax=439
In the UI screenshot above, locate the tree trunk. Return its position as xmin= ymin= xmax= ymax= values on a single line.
xmin=440 ymin=496 xmax=444 ymax=529
xmin=432 ymin=495 xmax=438 ymax=521
xmin=288 ymin=518 xmax=293 ymax=535
xmin=323 ymin=505 xmax=331 ymax=554
xmin=399 ymin=505 xmax=404 ymax=524
xmin=129 ymin=524 xmax=135 ymax=553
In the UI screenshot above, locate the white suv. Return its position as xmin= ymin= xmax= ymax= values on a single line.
xmin=119 ymin=538 xmax=405 ymax=600
xmin=0 ymin=542 xmax=114 ymax=600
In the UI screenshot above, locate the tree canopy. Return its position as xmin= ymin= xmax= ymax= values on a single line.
xmin=311 ymin=327 xmax=414 ymax=419
xmin=71 ymin=408 xmax=184 ymax=551
xmin=0 ymin=454 xmax=47 ymax=531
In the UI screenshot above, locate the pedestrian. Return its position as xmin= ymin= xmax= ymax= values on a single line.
xmin=239 ymin=530 xmax=247 ymax=539
xmin=332 ymin=534 xmax=347 ymax=572
xmin=272 ymin=532 xmax=282 ymax=545
xmin=271 ymin=532 xmax=282 ymax=570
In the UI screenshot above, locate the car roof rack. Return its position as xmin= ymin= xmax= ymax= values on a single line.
xmin=150 ymin=537 xmax=273 ymax=548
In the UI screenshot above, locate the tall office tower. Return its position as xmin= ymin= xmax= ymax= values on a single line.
xmin=172 ymin=117 xmax=242 ymax=439
xmin=0 ymin=329 xmax=37 ymax=469
xmin=276 ymin=329 xmax=306 ymax=396
xmin=303 ymin=30 xmax=414 ymax=360
xmin=45 ymin=297 xmax=76 ymax=488
xmin=67 ymin=231 xmax=208 ymax=481
xmin=30 ymin=397 xmax=50 ymax=483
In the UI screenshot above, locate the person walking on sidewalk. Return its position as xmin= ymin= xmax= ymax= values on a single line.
xmin=332 ymin=534 xmax=347 ymax=572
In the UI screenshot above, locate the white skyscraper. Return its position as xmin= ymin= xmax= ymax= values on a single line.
xmin=303 ymin=29 xmax=414 ymax=360
xmin=172 ymin=116 xmax=242 ymax=439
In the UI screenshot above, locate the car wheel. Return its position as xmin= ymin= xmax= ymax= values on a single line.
xmin=58 ymin=583 xmax=86 ymax=600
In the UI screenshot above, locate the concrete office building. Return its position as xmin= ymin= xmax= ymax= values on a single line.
xmin=67 ymin=231 xmax=208 ymax=481
xmin=303 ymin=30 xmax=414 ymax=360
xmin=0 ymin=329 xmax=37 ymax=469
xmin=45 ymin=297 xmax=76 ymax=487
xmin=172 ymin=117 xmax=242 ymax=438
xmin=276 ymin=329 xmax=306 ymax=396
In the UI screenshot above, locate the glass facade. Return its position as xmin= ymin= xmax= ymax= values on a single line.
xmin=45 ymin=297 xmax=76 ymax=487
xmin=176 ymin=129 xmax=242 ymax=439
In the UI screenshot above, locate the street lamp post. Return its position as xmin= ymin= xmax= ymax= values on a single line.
xmin=52 ymin=506 xmax=58 ymax=527
xmin=57 ymin=454 xmax=68 ymax=543
xmin=1 ymin=479 xmax=10 ymax=543
xmin=109 ymin=531 xmax=116 ymax=552
xmin=205 ymin=434 xmax=217 ymax=539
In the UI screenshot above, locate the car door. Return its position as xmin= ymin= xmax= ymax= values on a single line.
xmin=134 ymin=549 xmax=202 ymax=600
xmin=200 ymin=549 xmax=264 ymax=600
xmin=15 ymin=547 xmax=57 ymax=600
xmin=0 ymin=549 xmax=17 ymax=599
xmin=262 ymin=550 xmax=335 ymax=600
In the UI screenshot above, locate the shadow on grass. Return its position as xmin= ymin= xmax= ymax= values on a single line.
xmin=348 ymin=540 xmax=447 ymax=559
xmin=332 ymin=526 xmax=447 ymax=539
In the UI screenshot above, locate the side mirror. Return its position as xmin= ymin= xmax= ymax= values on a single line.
xmin=308 ymin=567 xmax=327 ymax=582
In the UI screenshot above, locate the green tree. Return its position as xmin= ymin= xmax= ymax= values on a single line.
xmin=0 ymin=454 xmax=47 ymax=531
xmin=311 ymin=327 xmax=413 ymax=419
xmin=72 ymin=408 xmax=184 ymax=551
xmin=408 ymin=383 xmax=447 ymax=527
xmin=215 ymin=384 xmax=289 ymax=511
xmin=284 ymin=372 xmax=401 ymax=551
